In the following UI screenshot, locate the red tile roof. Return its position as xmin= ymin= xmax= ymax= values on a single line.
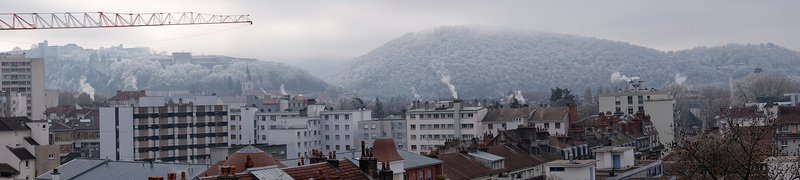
xmin=109 ymin=90 xmax=147 ymax=100
xmin=372 ymin=139 xmax=403 ymax=162
xmin=486 ymin=145 xmax=545 ymax=171
xmin=282 ymin=160 xmax=367 ymax=180
xmin=438 ymin=153 xmax=493 ymax=180
xmin=199 ymin=148 xmax=286 ymax=177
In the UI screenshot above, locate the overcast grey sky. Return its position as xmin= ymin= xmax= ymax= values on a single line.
xmin=2 ymin=0 xmax=799 ymax=62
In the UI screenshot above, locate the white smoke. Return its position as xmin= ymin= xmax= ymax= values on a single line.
xmin=674 ymin=73 xmax=687 ymax=85
xmin=610 ymin=71 xmax=640 ymax=82
xmin=124 ymin=76 xmax=138 ymax=90
xmin=506 ymin=90 xmax=526 ymax=104
xmin=411 ymin=87 xmax=421 ymax=101
xmin=79 ymin=76 xmax=95 ymax=100
xmin=279 ymin=84 xmax=288 ymax=96
xmin=440 ymin=75 xmax=458 ymax=99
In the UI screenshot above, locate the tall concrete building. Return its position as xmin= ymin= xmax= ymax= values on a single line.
xmin=0 ymin=54 xmax=45 ymax=120
xmin=100 ymin=96 xmax=229 ymax=163
xmin=598 ymin=79 xmax=675 ymax=145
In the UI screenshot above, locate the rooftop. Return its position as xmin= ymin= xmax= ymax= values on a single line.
xmin=438 ymin=153 xmax=493 ymax=180
xmin=372 ymin=139 xmax=403 ymax=162
xmin=468 ymin=151 xmax=504 ymax=161
xmin=530 ymin=107 xmax=568 ymax=121
xmin=281 ymin=160 xmax=366 ymax=180
xmin=592 ymin=146 xmax=635 ymax=153
xmin=482 ymin=107 xmax=535 ymax=122
xmin=0 ymin=117 xmax=31 ymax=131
xmin=36 ymin=158 xmax=212 ymax=180
xmin=7 ymin=146 xmax=35 ymax=160
xmin=397 ymin=150 xmax=443 ymax=169
xmin=545 ymin=160 xmax=599 ymax=168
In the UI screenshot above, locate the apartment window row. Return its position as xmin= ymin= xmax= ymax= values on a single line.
xmin=1 ymin=62 xmax=30 ymax=67
xmin=136 ymin=122 xmax=227 ymax=130
xmin=136 ymin=132 xmax=226 ymax=141
xmin=2 ymin=75 xmax=31 ymax=80
xmin=1 ymin=80 xmax=31 ymax=85
xmin=136 ymin=143 xmax=227 ymax=152
xmin=411 ymin=113 xmax=473 ymax=119
xmin=417 ymin=123 xmax=455 ymax=130
xmin=362 ymin=133 xmax=378 ymax=139
xmin=418 ymin=134 xmax=454 ymax=140
xmin=1 ymin=68 xmax=31 ymax=72
xmin=132 ymin=111 xmax=228 ymax=118
xmin=363 ymin=123 xmax=377 ymax=130
xmin=323 ymin=114 xmax=351 ymax=120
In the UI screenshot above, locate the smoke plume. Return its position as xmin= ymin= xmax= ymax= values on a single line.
xmin=507 ymin=90 xmax=526 ymax=104
xmin=79 ymin=76 xmax=95 ymax=100
xmin=280 ymin=84 xmax=288 ymax=96
xmin=610 ymin=71 xmax=640 ymax=82
xmin=440 ymin=75 xmax=458 ymax=99
xmin=674 ymin=73 xmax=687 ymax=85
xmin=411 ymin=87 xmax=421 ymax=101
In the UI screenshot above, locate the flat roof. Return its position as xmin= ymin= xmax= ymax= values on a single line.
xmin=545 ymin=160 xmax=598 ymax=168
xmin=592 ymin=146 xmax=635 ymax=153
xmin=468 ymin=151 xmax=504 ymax=161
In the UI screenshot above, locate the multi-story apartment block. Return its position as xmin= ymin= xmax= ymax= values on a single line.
xmin=0 ymin=54 xmax=45 ymax=120
xmin=776 ymin=106 xmax=800 ymax=155
xmin=227 ymin=101 xmax=371 ymax=159
xmin=100 ymin=96 xmax=228 ymax=163
xmin=598 ymin=79 xmax=675 ymax=145
xmin=405 ymin=100 xmax=488 ymax=153
xmin=357 ymin=117 xmax=407 ymax=150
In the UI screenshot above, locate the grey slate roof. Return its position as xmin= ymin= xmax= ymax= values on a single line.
xmin=24 ymin=137 xmax=39 ymax=146
xmin=36 ymin=158 xmax=212 ymax=180
xmin=7 ymin=147 xmax=35 ymax=160
xmin=397 ymin=150 xmax=443 ymax=169
xmin=468 ymin=151 xmax=504 ymax=161
xmin=237 ymin=145 xmax=264 ymax=153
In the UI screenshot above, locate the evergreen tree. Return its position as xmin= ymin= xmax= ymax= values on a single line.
xmin=550 ymin=87 xmax=576 ymax=107
xmin=509 ymin=97 xmax=521 ymax=108
xmin=373 ymin=97 xmax=384 ymax=119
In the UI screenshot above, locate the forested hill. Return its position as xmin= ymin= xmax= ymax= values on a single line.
xmin=325 ymin=26 xmax=800 ymax=100
xmin=16 ymin=45 xmax=340 ymax=97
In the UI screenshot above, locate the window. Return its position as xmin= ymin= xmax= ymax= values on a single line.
xmin=335 ymin=115 xmax=340 ymax=120
xmin=345 ymin=135 xmax=350 ymax=140
xmin=231 ymin=134 xmax=236 ymax=139
xmin=411 ymin=135 xmax=416 ymax=140
xmin=461 ymin=124 xmax=474 ymax=129
xmin=260 ymin=125 xmax=265 ymax=130
xmin=615 ymin=96 xmax=621 ymax=105
xmin=549 ymin=167 xmax=565 ymax=172
xmin=335 ymin=135 xmax=340 ymax=141
xmin=396 ymin=132 xmax=403 ymax=139
xmin=326 ymin=145 xmax=330 ymax=150
xmin=346 ymin=145 xmax=351 ymax=150
xmin=325 ymin=115 xmax=329 ymax=120
xmin=488 ymin=124 xmax=493 ymax=129
xmin=364 ymin=124 xmax=369 ymax=129
xmin=544 ymin=123 xmax=549 ymax=128
xmin=411 ymin=145 xmax=417 ymax=150
xmin=627 ymin=96 xmax=633 ymax=104
xmin=345 ymin=125 xmax=350 ymax=130
xmin=271 ymin=116 xmax=277 ymax=121
xmin=371 ymin=133 xmax=377 ymax=139
xmin=325 ymin=125 xmax=330 ymax=130
xmin=555 ymin=123 xmax=560 ymax=129
xmin=410 ymin=115 xmax=416 ymax=119
xmin=781 ymin=125 xmax=790 ymax=132
xmin=326 ymin=135 xmax=330 ymax=140
xmin=628 ymin=107 xmax=634 ymax=114
xmin=230 ymin=125 xmax=235 ymax=130
xmin=344 ymin=115 xmax=349 ymax=120
xmin=647 ymin=96 xmax=651 ymax=101
xmin=336 ymin=145 xmax=340 ymax=150
xmin=335 ymin=125 xmax=340 ymax=130
xmin=638 ymin=106 xmax=644 ymax=113
xmin=48 ymin=154 xmax=55 ymax=159
xmin=364 ymin=133 xmax=369 ymax=139
xmin=297 ymin=132 xmax=300 ymax=138
xmin=638 ymin=95 xmax=644 ymax=104
xmin=371 ymin=124 xmax=376 ymax=129
xmin=781 ymin=140 xmax=788 ymax=147
xmin=615 ymin=107 xmax=621 ymax=113
xmin=262 ymin=135 xmax=266 ymax=140
xmin=410 ymin=125 xmax=416 ymax=130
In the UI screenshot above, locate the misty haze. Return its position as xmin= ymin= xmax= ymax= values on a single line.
xmin=1 ymin=1 xmax=800 ymax=180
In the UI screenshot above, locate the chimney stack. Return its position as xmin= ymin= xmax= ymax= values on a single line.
xmin=167 ymin=172 xmax=177 ymax=180
xmin=483 ymin=99 xmax=488 ymax=108
xmin=327 ymin=151 xmax=340 ymax=170
xmin=425 ymin=101 xmax=430 ymax=109
xmin=180 ymin=171 xmax=186 ymax=180
xmin=379 ymin=160 xmax=394 ymax=180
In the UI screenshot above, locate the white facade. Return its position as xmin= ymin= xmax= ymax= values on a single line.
xmin=0 ymin=54 xmax=45 ymax=120
xmin=545 ymin=160 xmax=598 ymax=180
xmin=357 ymin=118 xmax=407 ymax=149
xmin=405 ymin=100 xmax=488 ymax=153
xmin=227 ymin=103 xmax=371 ymax=159
xmin=2 ymin=92 xmax=27 ymax=117
xmin=593 ymin=146 xmax=635 ymax=170
xmin=599 ymin=81 xmax=674 ymax=145
xmin=99 ymin=107 xmax=135 ymax=161
xmin=0 ymin=119 xmax=59 ymax=179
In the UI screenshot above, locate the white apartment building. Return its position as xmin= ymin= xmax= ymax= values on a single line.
xmin=357 ymin=117 xmax=407 ymax=150
xmin=1 ymin=54 xmax=45 ymax=120
xmin=100 ymin=96 xmax=229 ymax=163
xmin=2 ymin=92 xmax=27 ymax=117
xmin=599 ymin=79 xmax=675 ymax=145
xmin=405 ymin=100 xmax=488 ymax=153
xmin=227 ymin=102 xmax=371 ymax=159
xmin=0 ymin=117 xmax=60 ymax=179
xmin=545 ymin=160 xmax=598 ymax=180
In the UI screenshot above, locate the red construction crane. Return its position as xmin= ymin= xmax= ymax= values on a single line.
xmin=0 ymin=12 xmax=252 ymax=30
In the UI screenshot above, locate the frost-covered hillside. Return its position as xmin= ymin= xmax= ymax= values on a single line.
xmin=325 ymin=26 xmax=800 ymax=99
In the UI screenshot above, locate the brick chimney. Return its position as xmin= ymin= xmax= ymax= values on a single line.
xmin=379 ymin=160 xmax=394 ymax=180
xmin=424 ymin=101 xmax=430 ymax=109
xmin=167 ymin=172 xmax=177 ymax=180
xmin=245 ymin=155 xmax=254 ymax=169
xmin=180 ymin=171 xmax=186 ymax=180
xmin=483 ymin=99 xmax=488 ymax=108
xmin=140 ymin=90 xmax=146 ymax=96
xmin=327 ymin=150 xmax=339 ymax=170
xmin=568 ymin=103 xmax=578 ymax=124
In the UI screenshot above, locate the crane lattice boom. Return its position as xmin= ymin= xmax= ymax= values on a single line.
xmin=0 ymin=12 xmax=252 ymax=30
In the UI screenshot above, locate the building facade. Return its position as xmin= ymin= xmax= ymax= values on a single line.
xmin=100 ymin=96 xmax=228 ymax=163
xmin=357 ymin=117 xmax=407 ymax=150
xmin=0 ymin=54 xmax=45 ymax=120
xmin=598 ymin=79 xmax=675 ymax=145
xmin=0 ymin=117 xmax=60 ymax=179
xmin=405 ymin=100 xmax=488 ymax=153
